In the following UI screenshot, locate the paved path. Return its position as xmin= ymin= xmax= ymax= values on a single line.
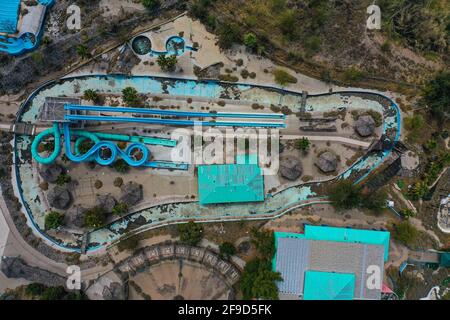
xmin=280 ymin=134 xmax=371 ymax=148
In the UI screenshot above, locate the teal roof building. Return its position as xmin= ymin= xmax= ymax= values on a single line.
xmin=303 ymin=225 xmax=390 ymax=261
xmin=273 ymin=225 xmax=390 ymax=300
xmin=198 ymin=163 xmax=264 ymax=205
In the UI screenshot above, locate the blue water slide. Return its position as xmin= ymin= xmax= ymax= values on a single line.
xmin=31 ymin=123 xmax=61 ymax=164
xmin=65 ymin=114 xmax=286 ymax=128
xmin=64 ymin=104 xmax=285 ymax=120
xmin=62 ymin=123 xmax=149 ymax=167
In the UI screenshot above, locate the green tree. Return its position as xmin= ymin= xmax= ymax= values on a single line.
xmin=83 ymin=89 xmax=99 ymax=103
xmin=391 ymin=221 xmax=419 ymax=247
xmin=84 ymin=206 xmax=106 ymax=229
xmin=361 ymin=189 xmax=387 ymax=213
xmin=76 ymin=44 xmax=90 ymax=59
xmin=408 ymin=181 xmax=429 ymax=200
xmin=240 ymin=258 xmax=282 ymax=300
xmin=117 ymin=236 xmax=139 ymax=252
xmin=141 ymin=0 xmax=159 ymax=10
xmin=250 ymin=228 xmax=275 ymax=259
xmin=122 ymin=87 xmax=142 ymax=107
xmin=156 ymin=54 xmax=178 ymax=72
xmin=40 ymin=286 xmax=66 ymax=300
xmin=217 ymin=22 xmax=241 ymax=49
xmin=328 ymin=180 xmax=361 ymax=211
xmin=113 ymin=159 xmax=129 ymax=173
xmin=25 ymin=283 xmax=46 ymax=297
xmin=112 ymin=202 xmax=128 ymax=216
xmin=424 ymin=138 xmax=438 ymax=151
xmin=219 ymin=242 xmax=236 ymax=259
xmin=66 ymin=291 xmax=88 ymax=300
xmin=78 ymin=140 xmax=94 ymax=155
xmin=190 ymin=0 xmax=213 ymax=22
xmin=296 ymin=137 xmax=310 ymax=152
xmin=277 ymin=10 xmax=297 ymax=40
xmin=178 ymin=221 xmax=203 ymax=246
xmin=243 ymin=33 xmax=258 ymax=51
xmin=404 ymin=114 xmax=424 ymax=143
xmin=45 ymin=211 xmax=64 ymax=230
xmin=423 ymin=72 xmax=450 ymax=120
xmin=56 ymin=173 xmax=71 ymax=186
xmin=400 ymin=209 xmax=415 ymax=219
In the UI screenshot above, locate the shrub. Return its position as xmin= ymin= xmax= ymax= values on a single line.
xmin=391 ymin=221 xmax=419 ymax=247
xmin=344 ymin=67 xmax=364 ymax=82
xmin=404 ymin=114 xmax=424 ymax=142
xmin=113 ymin=177 xmax=123 ymax=187
xmin=78 ymin=140 xmax=94 ymax=154
xmin=113 ymin=159 xmax=129 ymax=173
xmin=112 ymin=202 xmax=128 ymax=216
xmin=117 ymin=236 xmax=139 ymax=252
xmin=273 ymin=69 xmax=297 ymax=86
xmin=217 ymin=23 xmax=241 ymax=49
xmin=56 ymin=173 xmax=71 ymax=186
xmin=219 ymin=242 xmax=236 ymax=259
xmin=141 ymin=0 xmax=159 ymax=10
xmin=45 ymin=211 xmax=64 ymax=230
xmin=40 ymin=286 xmax=66 ymax=300
xmin=328 ymin=180 xmax=361 ymax=211
xmin=243 ymin=33 xmax=258 ymax=51
xmin=84 ymin=206 xmax=106 ymax=229
xmin=25 ymin=283 xmax=46 ymax=297
xmin=400 ymin=209 xmax=415 ymax=219
xmin=94 ymin=180 xmax=103 ymax=189
xmin=361 ymin=189 xmax=387 ymax=213
xmin=295 ymin=137 xmax=310 ymax=152
xmin=277 ymin=10 xmax=297 ymax=39
xmin=178 ymin=221 xmax=203 ymax=246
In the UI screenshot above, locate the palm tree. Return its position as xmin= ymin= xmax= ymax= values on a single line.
xmin=76 ymin=44 xmax=90 ymax=59
xmin=296 ymin=137 xmax=310 ymax=152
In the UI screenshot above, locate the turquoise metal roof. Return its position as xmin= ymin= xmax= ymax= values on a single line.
xmin=303 ymin=271 xmax=355 ymax=300
xmin=0 ymin=0 xmax=20 ymax=34
xmin=198 ymin=163 xmax=264 ymax=205
xmin=304 ymin=225 xmax=390 ymax=261
xmin=440 ymin=253 xmax=450 ymax=267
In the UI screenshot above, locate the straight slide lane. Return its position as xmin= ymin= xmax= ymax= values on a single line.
xmin=64 ymin=104 xmax=286 ymax=120
xmin=65 ymin=114 xmax=286 ymax=128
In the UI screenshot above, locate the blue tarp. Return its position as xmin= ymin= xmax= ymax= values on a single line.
xmin=0 ymin=0 xmax=20 ymax=34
